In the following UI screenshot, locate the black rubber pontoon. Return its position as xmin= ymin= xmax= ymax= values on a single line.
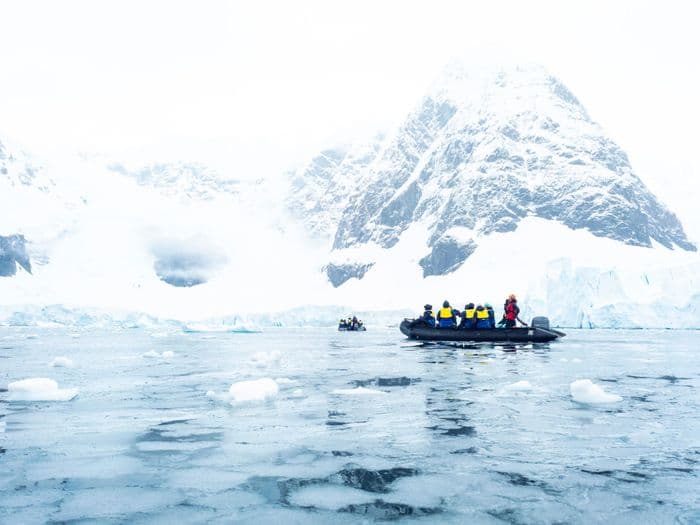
xmin=399 ymin=319 xmax=565 ymax=343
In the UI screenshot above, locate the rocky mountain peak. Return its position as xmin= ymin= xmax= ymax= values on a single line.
xmin=287 ymin=63 xmax=695 ymax=286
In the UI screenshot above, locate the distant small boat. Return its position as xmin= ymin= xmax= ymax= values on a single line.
xmin=399 ymin=317 xmax=565 ymax=343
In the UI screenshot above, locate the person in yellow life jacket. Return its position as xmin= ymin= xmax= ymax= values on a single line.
xmin=436 ymin=300 xmax=459 ymax=328
xmin=475 ymin=304 xmax=492 ymax=329
xmin=460 ymin=303 xmax=476 ymax=329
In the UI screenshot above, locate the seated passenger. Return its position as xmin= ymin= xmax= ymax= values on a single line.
xmin=347 ymin=317 xmax=354 ymax=330
xmin=460 ymin=303 xmax=476 ymax=329
xmin=475 ymin=304 xmax=491 ymax=329
xmin=437 ymin=300 xmax=459 ymax=328
xmin=420 ymin=304 xmax=436 ymax=327
xmin=484 ymin=303 xmax=496 ymax=328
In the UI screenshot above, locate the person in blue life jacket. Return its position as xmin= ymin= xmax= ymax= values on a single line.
xmin=420 ymin=304 xmax=436 ymax=327
xmin=474 ymin=304 xmax=492 ymax=329
xmin=460 ymin=303 xmax=476 ymax=329
xmin=436 ymin=300 xmax=459 ymax=328
xmin=484 ymin=303 xmax=496 ymax=328
xmin=339 ymin=318 xmax=347 ymax=330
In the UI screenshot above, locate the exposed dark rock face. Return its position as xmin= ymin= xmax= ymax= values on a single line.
xmin=419 ymin=237 xmax=477 ymax=277
xmin=0 ymin=234 xmax=31 ymax=277
xmin=324 ymin=262 xmax=374 ymax=288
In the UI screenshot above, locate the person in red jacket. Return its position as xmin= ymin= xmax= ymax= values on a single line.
xmin=499 ymin=294 xmax=527 ymax=328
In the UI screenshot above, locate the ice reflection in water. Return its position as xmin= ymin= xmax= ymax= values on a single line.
xmin=0 ymin=327 xmax=699 ymax=523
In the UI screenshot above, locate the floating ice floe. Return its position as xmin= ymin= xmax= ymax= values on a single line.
xmin=7 ymin=377 xmax=78 ymax=401
xmin=206 ymin=377 xmax=279 ymax=405
xmin=332 ymin=387 xmax=387 ymax=396
xmin=49 ymin=356 xmax=75 ymax=368
xmin=69 ymin=333 xmax=81 ymax=339
xmin=275 ymin=377 xmax=298 ymax=387
xmin=504 ymin=380 xmax=533 ymax=391
xmin=250 ymin=350 xmax=281 ymax=367
xmin=570 ymin=379 xmax=622 ymax=404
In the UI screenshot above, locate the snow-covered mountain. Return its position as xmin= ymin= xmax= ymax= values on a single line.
xmin=2 ymin=62 xmax=699 ymax=328
xmin=288 ymin=64 xmax=695 ymax=286
xmin=107 ymin=161 xmax=240 ymax=201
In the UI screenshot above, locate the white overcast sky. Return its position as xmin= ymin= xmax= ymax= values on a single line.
xmin=1 ymin=0 xmax=698 ymax=232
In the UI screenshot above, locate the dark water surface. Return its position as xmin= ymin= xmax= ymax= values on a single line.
xmin=1 ymin=327 xmax=699 ymax=523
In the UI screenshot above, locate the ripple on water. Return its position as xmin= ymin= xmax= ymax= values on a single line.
xmin=352 ymin=376 xmax=420 ymax=388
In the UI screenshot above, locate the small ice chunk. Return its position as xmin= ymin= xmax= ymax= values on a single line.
xmin=505 ymin=380 xmax=532 ymax=391
xmin=229 ymin=378 xmax=279 ymax=404
xmin=7 ymin=377 xmax=78 ymax=401
xmin=207 ymin=378 xmax=280 ymax=405
xmin=275 ymin=377 xmax=298 ymax=387
xmin=205 ymin=390 xmax=223 ymax=401
xmin=142 ymin=350 xmax=173 ymax=359
xmin=250 ymin=350 xmax=281 ymax=367
xmin=570 ymin=379 xmax=622 ymax=404
xmin=0 ymin=421 xmax=5 ymax=433
xmin=70 ymin=333 xmax=81 ymax=339
xmin=25 ymin=334 xmax=39 ymax=340
xmin=49 ymin=356 xmax=74 ymax=368
xmin=290 ymin=389 xmax=305 ymax=398
xmin=332 ymin=387 xmax=387 ymax=396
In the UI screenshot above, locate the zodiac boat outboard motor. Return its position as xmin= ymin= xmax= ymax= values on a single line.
xmin=530 ymin=316 xmax=550 ymax=330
